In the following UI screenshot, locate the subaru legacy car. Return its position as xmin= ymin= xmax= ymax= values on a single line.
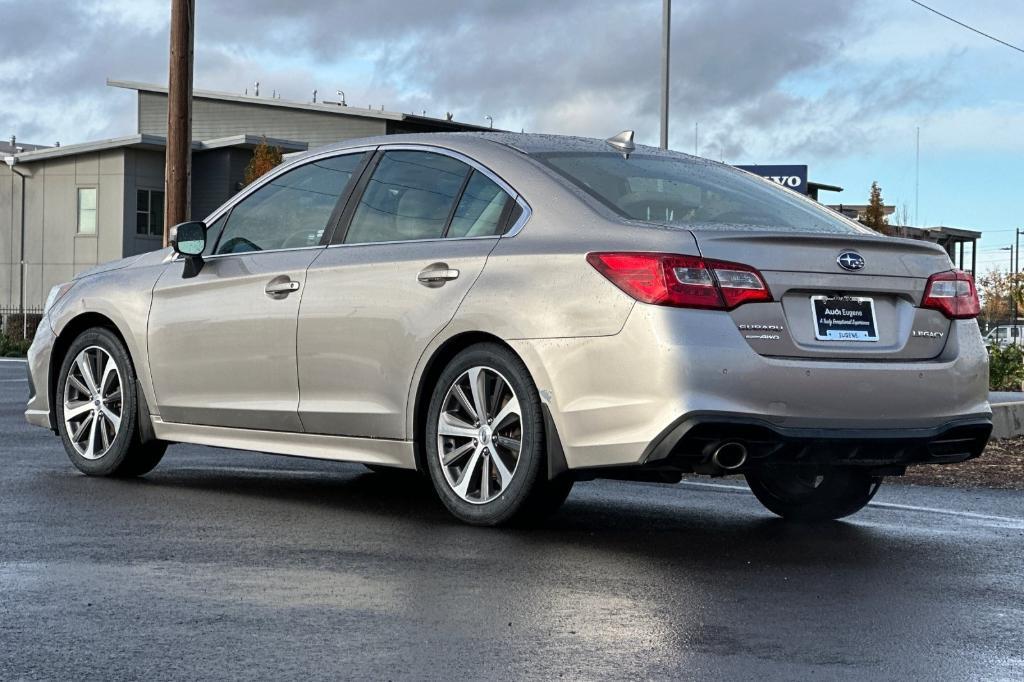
xmin=25 ymin=132 xmax=991 ymax=525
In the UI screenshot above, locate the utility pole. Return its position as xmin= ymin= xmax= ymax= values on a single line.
xmin=659 ymin=0 xmax=670 ymax=150
xmin=1016 ymin=228 xmax=1022 ymax=323
xmin=915 ymin=126 xmax=920 ymax=226
xmin=163 ymin=0 xmax=195 ymax=247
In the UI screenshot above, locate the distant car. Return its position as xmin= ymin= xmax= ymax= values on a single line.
xmin=24 ymin=132 xmax=992 ymax=525
xmin=983 ymin=325 xmax=1024 ymax=349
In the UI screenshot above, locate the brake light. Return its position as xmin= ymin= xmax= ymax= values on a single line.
xmin=921 ymin=270 xmax=980 ymax=320
xmin=586 ymin=252 xmax=772 ymax=310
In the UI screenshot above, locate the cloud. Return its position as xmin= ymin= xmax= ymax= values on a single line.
xmin=0 ymin=0 xmax=1019 ymax=167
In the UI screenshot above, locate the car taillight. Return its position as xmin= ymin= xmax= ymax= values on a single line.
xmin=586 ymin=252 xmax=772 ymax=310
xmin=921 ymin=269 xmax=980 ymax=320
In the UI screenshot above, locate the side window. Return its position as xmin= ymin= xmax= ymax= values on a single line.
xmin=447 ymin=171 xmax=512 ymax=239
xmin=345 ymin=151 xmax=469 ymax=244
xmin=203 ymin=214 xmax=227 ymax=256
xmin=214 ymin=152 xmax=365 ymax=255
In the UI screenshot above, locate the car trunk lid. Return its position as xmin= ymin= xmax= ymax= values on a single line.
xmin=691 ymin=230 xmax=956 ymax=360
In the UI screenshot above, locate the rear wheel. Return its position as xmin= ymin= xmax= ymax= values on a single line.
xmin=56 ymin=327 xmax=166 ymax=477
xmin=745 ymin=464 xmax=881 ymax=521
xmin=425 ymin=343 xmax=572 ymax=526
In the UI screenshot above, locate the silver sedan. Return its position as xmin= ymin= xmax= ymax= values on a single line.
xmin=25 ymin=132 xmax=992 ymax=525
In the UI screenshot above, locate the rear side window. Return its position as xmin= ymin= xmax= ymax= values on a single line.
xmin=214 ymin=152 xmax=365 ymax=255
xmin=536 ymin=152 xmax=869 ymax=235
xmin=345 ymin=151 xmax=469 ymax=244
xmin=447 ymin=171 xmax=512 ymax=238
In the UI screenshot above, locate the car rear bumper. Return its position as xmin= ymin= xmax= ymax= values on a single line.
xmin=641 ymin=413 xmax=991 ymax=472
xmin=511 ymin=305 xmax=991 ymax=469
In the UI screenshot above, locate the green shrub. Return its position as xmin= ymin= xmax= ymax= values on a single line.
xmin=0 ymin=335 xmax=31 ymax=358
xmin=989 ymin=344 xmax=1024 ymax=391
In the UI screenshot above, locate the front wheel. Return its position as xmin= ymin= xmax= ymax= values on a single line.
xmin=55 ymin=327 xmax=167 ymax=477
xmin=745 ymin=465 xmax=882 ymax=521
xmin=425 ymin=343 xmax=572 ymax=526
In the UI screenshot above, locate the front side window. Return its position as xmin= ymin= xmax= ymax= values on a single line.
xmin=345 ymin=151 xmax=469 ymax=244
xmin=447 ymin=171 xmax=512 ymax=239
xmin=136 ymin=188 xmax=165 ymax=238
xmin=77 ymin=188 xmax=97 ymax=235
xmin=214 ymin=152 xmax=365 ymax=255
xmin=536 ymin=152 xmax=871 ymax=235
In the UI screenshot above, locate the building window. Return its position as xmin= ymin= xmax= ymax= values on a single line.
xmin=136 ymin=189 xmax=165 ymax=238
xmin=77 ymin=188 xmax=97 ymax=235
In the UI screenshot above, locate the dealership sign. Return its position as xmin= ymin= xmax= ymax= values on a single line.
xmin=735 ymin=165 xmax=808 ymax=195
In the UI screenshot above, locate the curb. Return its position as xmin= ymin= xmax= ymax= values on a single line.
xmin=991 ymin=401 xmax=1024 ymax=439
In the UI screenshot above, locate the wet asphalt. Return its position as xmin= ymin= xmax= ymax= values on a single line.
xmin=1 ymin=358 xmax=1023 ymax=680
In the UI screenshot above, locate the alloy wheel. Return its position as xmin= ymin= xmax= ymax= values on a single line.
xmin=437 ymin=366 xmax=523 ymax=504
xmin=63 ymin=346 xmax=123 ymax=460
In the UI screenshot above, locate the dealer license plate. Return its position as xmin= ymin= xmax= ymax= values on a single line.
xmin=811 ymin=296 xmax=879 ymax=342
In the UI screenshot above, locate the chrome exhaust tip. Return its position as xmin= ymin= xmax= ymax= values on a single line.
xmin=711 ymin=442 xmax=748 ymax=470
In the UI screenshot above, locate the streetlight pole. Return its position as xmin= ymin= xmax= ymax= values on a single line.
xmin=659 ymin=0 xmax=671 ymax=150
xmin=1016 ymin=228 xmax=1022 ymax=324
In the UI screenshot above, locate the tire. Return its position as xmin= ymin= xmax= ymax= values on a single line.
xmin=424 ymin=343 xmax=572 ymax=526
xmin=745 ymin=464 xmax=882 ymax=522
xmin=55 ymin=327 xmax=167 ymax=478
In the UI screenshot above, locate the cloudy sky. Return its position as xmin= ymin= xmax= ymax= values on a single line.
xmin=2 ymin=0 xmax=1022 ymax=270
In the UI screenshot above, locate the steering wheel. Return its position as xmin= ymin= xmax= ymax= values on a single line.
xmin=217 ymin=236 xmax=261 ymax=254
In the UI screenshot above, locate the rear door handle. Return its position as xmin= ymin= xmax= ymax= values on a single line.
xmin=265 ymin=279 xmax=301 ymax=296
xmin=417 ymin=264 xmax=460 ymax=287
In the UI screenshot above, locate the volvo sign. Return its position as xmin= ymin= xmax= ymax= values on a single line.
xmin=735 ymin=165 xmax=808 ymax=195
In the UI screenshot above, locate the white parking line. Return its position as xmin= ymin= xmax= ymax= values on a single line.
xmin=0 ymin=379 xmax=26 ymax=382
xmin=0 ymin=358 xmax=27 ymax=363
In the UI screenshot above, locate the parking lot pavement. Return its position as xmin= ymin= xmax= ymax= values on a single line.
xmin=2 ymin=358 xmax=1023 ymax=680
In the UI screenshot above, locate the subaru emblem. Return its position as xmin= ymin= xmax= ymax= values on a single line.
xmin=837 ymin=251 xmax=865 ymax=271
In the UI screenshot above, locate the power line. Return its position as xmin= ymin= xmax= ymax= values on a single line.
xmin=909 ymin=0 xmax=1024 ymax=54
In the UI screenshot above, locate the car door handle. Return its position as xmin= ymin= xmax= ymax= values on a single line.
xmin=265 ymin=279 xmax=301 ymax=296
xmin=417 ymin=265 xmax=460 ymax=287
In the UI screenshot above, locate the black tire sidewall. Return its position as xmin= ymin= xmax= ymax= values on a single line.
xmin=55 ymin=328 xmax=140 ymax=476
xmin=425 ymin=343 xmax=546 ymax=526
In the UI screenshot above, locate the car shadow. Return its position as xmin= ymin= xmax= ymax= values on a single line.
xmin=114 ymin=456 xmax=947 ymax=573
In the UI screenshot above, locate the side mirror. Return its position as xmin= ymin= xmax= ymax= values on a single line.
xmin=169 ymin=221 xmax=207 ymax=278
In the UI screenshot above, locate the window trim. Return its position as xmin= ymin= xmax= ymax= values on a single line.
xmin=77 ymin=187 xmax=98 ymax=235
xmin=329 ymin=143 xmax=531 ymax=248
xmin=179 ymin=146 xmax=378 ymax=262
xmin=136 ymin=187 xmax=165 ymax=239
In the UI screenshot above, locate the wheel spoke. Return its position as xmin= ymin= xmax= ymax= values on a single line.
xmin=451 ymin=385 xmax=477 ymax=422
xmin=76 ymin=354 xmax=99 ymax=395
xmin=64 ymin=400 xmax=94 ymax=420
xmin=71 ymin=413 xmax=93 ymax=442
xmin=100 ymin=406 xmax=121 ymax=433
xmin=488 ymin=377 xmax=504 ymax=422
xmin=491 ymin=396 xmax=520 ymax=431
xmin=438 ymin=413 xmax=477 ymax=439
xmin=83 ymin=414 xmax=99 ymax=459
xmin=490 ymin=448 xmax=514 ymax=489
xmin=99 ymin=417 xmax=111 ymax=451
xmin=100 ymin=356 xmax=118 ymax=394
xmin=453 ymin=447 xmax=483 ymax=498
xmin=467 ymin=367 xmax=490 ymax=423
xmin=442 ymin=440 xmax=475 ymax=467
xmin=480 ymin=453 xmax=491 ymax=500
xmin=103 ymin=388 xmax=121 ymax=405
xmin=68 ymin=375 xmax=91 ymax=397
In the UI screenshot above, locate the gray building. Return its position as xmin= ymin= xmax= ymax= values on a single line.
xmin=1 ymin=81 xmax=491 ymax=308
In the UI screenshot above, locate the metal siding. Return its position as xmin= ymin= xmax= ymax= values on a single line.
xmin=139 ymin=91 xmax=386 ymax=148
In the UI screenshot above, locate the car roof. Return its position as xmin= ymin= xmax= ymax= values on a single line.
xmin=310 ymin=131 xmax=699 ymax=161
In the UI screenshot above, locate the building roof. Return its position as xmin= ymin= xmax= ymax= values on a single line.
xmin=0 ymin=140 xmax=50 ymax=155
xmin=107 ymin=79 xmax=496 ymax=132
xmin=4 ymin=133 xmax=307 ymax=165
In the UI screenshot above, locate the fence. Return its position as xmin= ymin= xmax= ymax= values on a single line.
xmin=0 ymin=306 xmax=44 ymax=343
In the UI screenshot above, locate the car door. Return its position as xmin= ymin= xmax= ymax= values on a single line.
xmin=148 ymin=151 xmax=370 ymax=432
xmin=297 ymin=147 xmax=523 ymax=439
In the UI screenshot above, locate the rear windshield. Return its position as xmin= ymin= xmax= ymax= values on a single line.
xmin=535 ymin=152 xmax=869 ymax=235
